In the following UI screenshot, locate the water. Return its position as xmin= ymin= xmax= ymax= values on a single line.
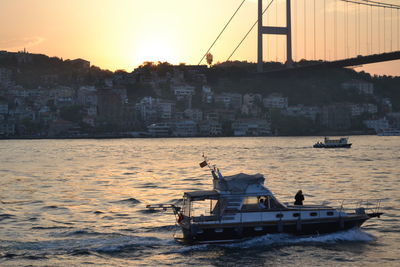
xmin=0 ymin=136 xmax=399 ymax=266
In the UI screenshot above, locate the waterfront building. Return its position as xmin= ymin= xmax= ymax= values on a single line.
xmin=172 ymin=85 xmax=195 ymax=109
xmin=364 ymin=117 xmax=390 ymax=132
xmin=184 ymin=108 xmax=203 ymax=122
xmin=148 ymin=123 xmax=171 ymax=137
xmin=242 ymin=93 xmax=262 ymax=117
xmin=198 ymin=120 xmax=222 ymax=136
xmin=0 ymin=121 xmax=15 ymax=136
xmin=321 ymin=104 xmax=351 ymax=130
xmin=348 ymin=103 xmax=378 ymax=117
xmin=202 ymin=86 xmax=214 ymax=104
xmin=284 ymin=105 xmax=321 ymax=122
xmin=173 ymin=120 xmax=198 ymax=137
xmin=214 ymin=92 xmax=242 ymax=110
xmin=231 ymin=119 xmax=271 ymax=136
xmin=136 ymin=97 xmax=175 ymax=123
xmin=263 ymin=93 xmax=288 ymax=109
xmin=341 ymin=79 xmax=374 ymax=95
xmin=204 ymin=111 xmax=219 ymax=121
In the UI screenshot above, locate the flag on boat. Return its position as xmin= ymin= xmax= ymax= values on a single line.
xmin=199 ymin=160 xmax=207 ymax=168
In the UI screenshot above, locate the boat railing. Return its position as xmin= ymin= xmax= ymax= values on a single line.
xmin=283 ymin=198 xmax=382 ymax=213
xmin=336 ymin=199 xmax=382 ymax=214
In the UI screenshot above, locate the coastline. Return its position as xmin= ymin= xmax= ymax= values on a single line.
xmin=0 ymin=130 xmax=377 ymax=140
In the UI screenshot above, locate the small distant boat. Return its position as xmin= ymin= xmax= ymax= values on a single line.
xmin=313 ymin=137 xmax=352 ymax=148
xmin=377 ymin=128 xmax=400 ymax=136
xmin=146 ymin=157 xmax=382 ymax=244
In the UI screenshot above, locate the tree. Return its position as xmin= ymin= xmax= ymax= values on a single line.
xmin=206 ymin=53 xmax=213 ymax=67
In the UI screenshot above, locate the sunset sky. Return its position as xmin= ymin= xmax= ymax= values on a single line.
xmin=1 ymin=0 xmax=399 ymax=75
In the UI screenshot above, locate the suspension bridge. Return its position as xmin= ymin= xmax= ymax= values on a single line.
xmin=199 ymin=0 xmax=400 ymax=74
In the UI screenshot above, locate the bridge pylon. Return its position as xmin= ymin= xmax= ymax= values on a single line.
xmin=257 ymin=0 xmax=293 ymax=72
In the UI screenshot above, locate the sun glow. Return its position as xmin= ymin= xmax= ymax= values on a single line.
xmin=134 ymin=35 xmax=179 ymax=65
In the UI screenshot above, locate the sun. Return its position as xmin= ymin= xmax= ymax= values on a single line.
xmin=134 ymin=36 xmax=178 ymax=66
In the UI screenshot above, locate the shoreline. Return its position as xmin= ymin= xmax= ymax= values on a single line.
xmin=0 ymin=131 xmax=377 ymax=140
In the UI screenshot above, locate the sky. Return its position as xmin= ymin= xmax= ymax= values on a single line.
xmin=1 ymin=0 xmax=399 ymax=76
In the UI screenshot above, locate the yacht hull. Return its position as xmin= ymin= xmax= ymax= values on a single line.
xmin=180 ymin=215 xmax=370 ymax=243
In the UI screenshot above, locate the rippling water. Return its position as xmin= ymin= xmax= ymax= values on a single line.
xmin=0 ymin=136 xmax=399 ymax=266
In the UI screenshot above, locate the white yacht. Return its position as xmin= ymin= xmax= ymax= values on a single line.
xmin=147 ymin=159 xmax=382 ymax=244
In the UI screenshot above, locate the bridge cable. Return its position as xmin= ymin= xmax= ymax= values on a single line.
xmin=275 ymin=0 xmax=278 ymax=62
xmin=226 ymin=0 xmax=275 ymax=62
xmin=266 ymin=1 xmax=269 ymax=61
xmin=345 ymin=0 xmax=348 ymax=58
xmin=355 ymin=2 xmax=358 ymax=55
xmin=304 ymin=0 xmax=307 ymax=60
xmin=384 ymin=7 xmax=386 ymax=52
xmin=378 ymin=5 xmax=381 ymax=53
xmin=346 ymin=0 xmax=349 ymax=57
xmin=390 ymin=6 xmax=393 ymax=52
xmin=324 ymin=0 xmax=326 ymax=60
xmin=313 ymin=0 xmax=316 ymax=60
xmin=335 ymin=0 xmax=338 ymax=59
xmin=197 ymin=0 xmax=246 ymax=65
xmin=359 ymin=3 xmax=362 ymax=54
xmin=365 ymin=3 xmax=370 ymax=55
xmin=370 ymin=5 xmax=373 ymax=54
xmin=294 ymin=0 xmax=297 ymax=61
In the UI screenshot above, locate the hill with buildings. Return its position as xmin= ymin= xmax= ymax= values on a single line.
xmin=0 ymin=50 xmax=399 ymax=138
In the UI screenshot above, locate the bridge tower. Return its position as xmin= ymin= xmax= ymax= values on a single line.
xmin=258 ymin=0 xmax=293 ymax=72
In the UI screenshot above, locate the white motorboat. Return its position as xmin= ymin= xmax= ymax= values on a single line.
xmin=147 ymin=158 xmax=382 ymax=244
xmin=313 ymin=137 xmax=352 ymax=148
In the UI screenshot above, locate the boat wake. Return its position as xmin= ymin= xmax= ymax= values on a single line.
xmin=172 ymin=228 xmax=375 ymax=253
xmin=225 ymin=228 xmax=375 ymax=248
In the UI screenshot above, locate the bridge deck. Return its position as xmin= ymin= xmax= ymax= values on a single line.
xmin=259 ymin=51 xmax=400 ymax=75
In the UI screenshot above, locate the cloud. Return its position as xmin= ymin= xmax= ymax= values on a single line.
xmin=0 ymin=36 xmax=45 ymax=50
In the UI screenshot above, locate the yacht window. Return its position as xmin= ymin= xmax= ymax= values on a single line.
xmin=327 ymin=211 xmax=334 ymax=216
xmin=266 ymin=196 xmax=286 ymax=209
xmin=310 ymin=212 xmax=318 ymax=217
xmin=276 ymin=213 xmax=284 ymax=218
xmin=241 ymin=197 xmax=261 ymax=210
xmin=190 ymin=198 xmax=223 ymax=217
xmin=241 ymin=196 xmax=285 ymax=211
xmin=191 ymin=200 xmax=211 ymax=217
xmin=293 ymin=213 xmax=300 ymax=217
xmin=211 ymin=199 xmax=227 ymax=216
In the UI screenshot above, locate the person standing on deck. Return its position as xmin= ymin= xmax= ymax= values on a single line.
xmin=294 ymin=190 xmax=304 ymax=205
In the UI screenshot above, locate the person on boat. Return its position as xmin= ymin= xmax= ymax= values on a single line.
xmin=258 ymin=198 xmax=266 ymax=209
xmin=294 ymin=190 xmax=304 ymax=205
